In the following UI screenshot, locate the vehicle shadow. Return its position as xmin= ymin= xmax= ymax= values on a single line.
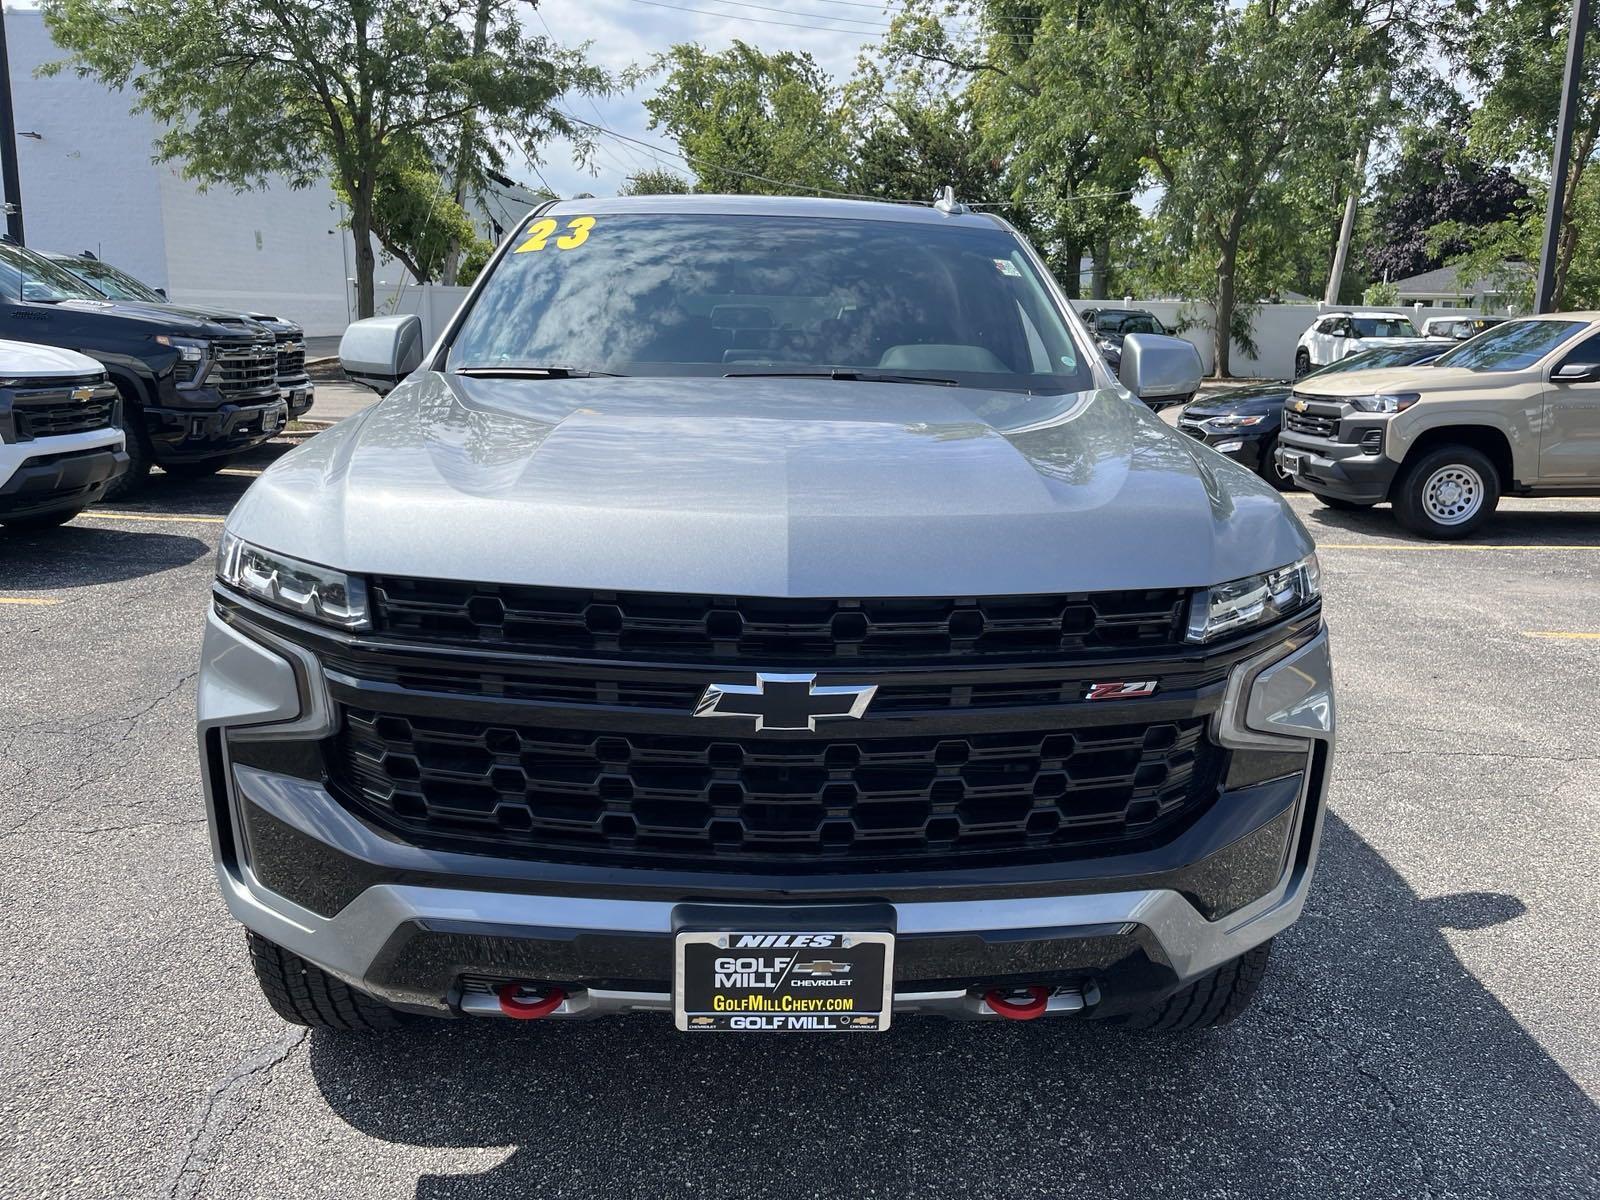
xmin=0 ymin=525 xmax=211 ymax=587
xmin=1300 ymin=501 xmax=1600 ymax=546
xmin=305 ymin=813 xmax=1598 ymax=1199
xmin=86 ymin=437 xmax=306 ymax=522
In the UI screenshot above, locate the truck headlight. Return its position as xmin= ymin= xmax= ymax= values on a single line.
xmin=1349 ymin=392 xmax=1419 ymax=414
xmin=1186 ymin=553 xmax=1321 ymax=643
xmin=217 ymin=532 xmax=370 ymax=630
xmin=157 ymin=335 xmax=211 ymax=385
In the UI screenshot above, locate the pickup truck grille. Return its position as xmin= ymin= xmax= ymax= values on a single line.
xmin=1284 ymin=409 xmax=1338 ymax=438
xmin=9 ymin=376 xmax=118 ymax=440
xmin=331 ymin=707 xmax=1222 ymax=868
xmin=214 ymin=342 xmax=280 ymax=399
xmin=276 ymin=341 xmax=306 ymax=379
xmin=369 ymin=579 xmax=1189 ymax=664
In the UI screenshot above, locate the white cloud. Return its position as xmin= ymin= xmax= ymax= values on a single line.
xmin=526 ymin=0 xmax=883 ymax=198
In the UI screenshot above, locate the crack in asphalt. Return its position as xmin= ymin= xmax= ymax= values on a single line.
xmin=163 ymin=1027 xmax=308 ymax=1200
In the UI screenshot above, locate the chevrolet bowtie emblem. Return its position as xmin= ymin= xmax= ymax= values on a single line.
xmin=695 ymin=672 xmax=877 ymax=732
xmin=70 ymin=386 xmax=94 ymax=402
xmin=1292 ymin=399 xmax=1307 ymax=412
xmin=793 ymin=960 xmax=851 ymax=977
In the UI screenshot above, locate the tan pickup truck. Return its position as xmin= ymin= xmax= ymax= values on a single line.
xmin=1276 ymin=312 xmax=1600 ymax=538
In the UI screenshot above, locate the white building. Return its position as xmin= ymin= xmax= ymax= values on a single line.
xmin=3 ymin=9 xmax=536 ymax=334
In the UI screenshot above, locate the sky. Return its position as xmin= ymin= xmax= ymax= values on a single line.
xmin=526 ymin=0 xmax=891 ymax=199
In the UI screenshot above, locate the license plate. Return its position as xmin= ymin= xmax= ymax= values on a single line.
xmin=1280 ymin=450 xmax=1303 ymax=474
xmin=674 ymin=930 xmax=893 ymax=1032
xmin=261 ymin=408 xmax=282 ymax=433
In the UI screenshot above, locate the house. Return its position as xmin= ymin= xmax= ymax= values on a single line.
xmin=1392 ymin=262 xmax=1530 ymax=313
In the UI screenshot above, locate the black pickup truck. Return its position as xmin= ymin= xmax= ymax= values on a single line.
xmin=0 ymin=240 xmax=286 ymax=496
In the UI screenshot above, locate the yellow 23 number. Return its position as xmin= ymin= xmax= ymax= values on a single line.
xmin=514 ymin=215 xmax=595 ymax=254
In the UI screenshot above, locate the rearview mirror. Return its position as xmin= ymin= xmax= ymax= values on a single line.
xmin=1119 ymin=333 xmax=1204 ymax=407
xmin=1552 ymin=360 xmax=1600 ymax=383
xmin=340 ymin=315 xmax=424 ymax=395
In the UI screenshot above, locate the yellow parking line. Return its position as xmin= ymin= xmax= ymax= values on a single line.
xmin=1319 ymin=543 xmax=1600 ymax=552
xmin=0 ymin=596 xmax=60 ymax=606
xmin=1523 ymin=631 xmax=1600 ymax=640
xmin=79 ymin=510 xmax=226 ymax=525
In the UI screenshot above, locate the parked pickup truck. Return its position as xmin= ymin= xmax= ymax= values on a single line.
xmin=0 ymin=339 xmax=127 ymax=530
xmin=44 ymin=251 xmax=314 ymax=422
xmin=201 ymin=194 xmax=1335 ymax=1038
xmin=1277 ymin=313 xmax=1600 ymax=538
xmin=1 ymin=240 xmax=285 ymax=495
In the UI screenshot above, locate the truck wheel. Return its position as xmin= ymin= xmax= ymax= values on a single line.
xmin=161 ymin=456 xmax=230 ymax=479
xmin=1294 ymin=350 xmax=1311 ymax=379
xmin=0 ymin=507 xmax=82 ymax=532
xmin=1117 ymin=941 xmax=1273 ymax=1032
xmin=1392 ymin=445 xmax=1500 ymax=539
xmin=247 ymin=932 xmax=405 ymax=1031
xmin=102 ymin=423 xmax=151 ymax=501
xmin=1316 ymin=494 xmax=1373 ymax=511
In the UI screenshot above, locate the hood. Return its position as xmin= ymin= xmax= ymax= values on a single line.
xmin=1183 ymin=382 xmax=1291 ymax=417
xmin=1293 ymin=364 xmax=1490 ymax=399
xmin=56 ymin=298 xmax=268 ymax=340
xmin=1349 ymin=336 xmax=1424 ymax=350
xmin=0 ymin=338 xmax=105 ymax=378
xmin=226 ymin=374 xmax=1314 ymax=597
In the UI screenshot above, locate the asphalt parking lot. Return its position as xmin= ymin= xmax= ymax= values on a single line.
xmin=2 ymin=413 xmax=1598 ymax=1198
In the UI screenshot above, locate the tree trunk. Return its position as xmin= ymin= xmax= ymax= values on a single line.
xmin=350 ymin=186 xmax=377 ymax=319
xmin=1090 ymin=232 xmax=1111 ymax=299
xmin=1214 ymin=242 xmax=1238 ymax=379
xmin=441 ymin=0 xmax=494 ymax=285
xmin=1058 ymin=240 xmax=1084 ymax=299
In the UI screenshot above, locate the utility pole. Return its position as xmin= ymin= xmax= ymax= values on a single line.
xmin=1535 ymin=0 xmax=1591 ymax=314
xmin=1323 ymin=141 xmax=1367 ymax=306
xmin=0 ymin=8 xmax=26 ymax=244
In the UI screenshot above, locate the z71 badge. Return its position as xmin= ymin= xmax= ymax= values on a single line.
xmin=1084 ymin=680 xmax=1159 ymax=701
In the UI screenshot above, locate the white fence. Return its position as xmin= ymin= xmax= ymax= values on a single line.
xmin=372 ymin=285 xmax=1488 ymax=381
xmin=1068 ymin=300 xmax=1488 ymax=379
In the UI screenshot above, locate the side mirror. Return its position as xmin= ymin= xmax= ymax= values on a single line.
xmin=1552 ymin=360 xmax=1600 ymax=383
xmin=339 ymin=314 xmax=424 ymax=395
xmin=155 ymin=287 xmax=167 ymax=300
xmin=1119 ymin=333 xmax=1204 ymax=407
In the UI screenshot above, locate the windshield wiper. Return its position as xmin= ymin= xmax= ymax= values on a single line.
xmin=724 ymin=368 xmax=959 ymax=387
xmin=454 ymin=364 xmax=624 ymax=379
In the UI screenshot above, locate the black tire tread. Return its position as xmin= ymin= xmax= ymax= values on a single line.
xmin=102 ymin=392 xmax=150 ymax=501
xmin=1119 ymin=940 xmax=1273 ymax=1032
xmin=247 ymin=932 xmax=402 ymax=1031
xmin=1391 ymin=444 xmax=1500 ymax=540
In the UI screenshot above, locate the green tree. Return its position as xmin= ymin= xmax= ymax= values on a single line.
xmin=619 ymin=168 xmax=693 ymax=195
xmin=43 ymin=0 xmax=607 ymax=316
xmin=331 ymin=137 xmax=490 ymax=285
xmin=643 ymin=41 xmax=853 ymax=194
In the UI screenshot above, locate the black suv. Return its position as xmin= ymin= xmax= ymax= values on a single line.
xmin=44 ymin=251 xmax=314 ymax=423
xmin=1 ymin=241 xmax=285 ymax=494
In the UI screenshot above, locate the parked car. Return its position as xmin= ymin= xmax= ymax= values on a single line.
xmin=200 ymin=195 xmax=1334 ymax=1037
xmin=1087 ymin=307 xmax=1168 ymax=379
xmin=1179 ymin=341 xmax=1454 ymax=488
xmin=0 ymin=339 xmax=127 ymax=529
xmin=0 ymin=240 xmax=285 ymax=496
xmin=1295 ymin=310 xmax=1422 ymax=377
xmin=44 ymin=251 xmax=314 ymax=420
xmin=1420 ymin=315 xmax=1508 ymax=341
xmin=1278 ymin=313 xmax=1600 ymax=538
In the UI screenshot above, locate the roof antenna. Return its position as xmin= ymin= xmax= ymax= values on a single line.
xmin=933 ymin=186 xmax=968 ymax=215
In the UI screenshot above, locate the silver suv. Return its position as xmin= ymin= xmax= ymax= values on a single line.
xmin=199 ymin=196 xmax=1334 ymax=1036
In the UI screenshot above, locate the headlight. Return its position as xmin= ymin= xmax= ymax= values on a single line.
xmin=217 ymin=532 xmax=370 ymax=630
xmin=1186 ymin=553 xmax=1321 ymax=643
xmin=157 ymin=335 xmax=211 ymax=385
xmin=1349 ymin=392 xmax=1419 ymax=414
xmin=1205 ymin=413 xmax=1266 ymax=430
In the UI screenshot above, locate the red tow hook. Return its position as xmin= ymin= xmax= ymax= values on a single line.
xmin=495 ymin=983 xmax=567 ymax=1020
xmin=983 ymin=986 xmax=1051 ymax=1020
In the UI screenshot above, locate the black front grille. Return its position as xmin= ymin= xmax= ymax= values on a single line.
xmin=370 ymin=580 xmax=1189 ymax=664
xmin=332 ymin=707 xmax=1222 ymax=869
xmin=1177 ymin=420 xmax=1207 ymax=441
xmin=276 ymin=342 xmax=306 ymax=378
xmin=214 ymin=342 xmax=279 ymax=399
xmin=1284 ymin=409 xmax=1338 ymax=438
xmin=11 ymin=377 xmax=117 ymax=440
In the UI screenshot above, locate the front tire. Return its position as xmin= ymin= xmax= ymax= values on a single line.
xmin=102 ymin=418 xmax=150 ymax=501
xmin=1117 ymin=941 xmax=1273 ymax=1031
xmin=1392 ymin=445 xmax=1500 ymax=539
xmin=1294 ymin=350 xmax=1311 ymax=379
xmin=247 ymin=932 xmax=405 ymax=1031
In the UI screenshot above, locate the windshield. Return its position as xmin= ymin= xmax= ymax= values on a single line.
xmin=1095 ymin=312 xmax=1163 ymax=335
xmin=1312 ymin=344 xmax=1436 ymax=376
xmin=1433 ymin=318 xmax=1587 ymax=372
xmin=448 ymin=212 xmax=1093 ymax=395
xmin=0 ymin=243 xmax=106 ymax=303
xmin=1351 ymin=316 xmax=1418 ymax=338
xmin=60 ymin=257 xmax=164 ymax=303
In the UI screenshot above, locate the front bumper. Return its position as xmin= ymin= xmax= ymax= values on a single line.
xmin=145 ymin=396 xmax=288 ymax=462
xmin=281 ymin=376 xmax=314 ymax=418
xmin=0 ymin=427 xmax=128 ymax=519
xmin=197 ymin=599 xmax=1335 ymax=1023
xmin=1276 ymin=434 xmax=1398 ymax=504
